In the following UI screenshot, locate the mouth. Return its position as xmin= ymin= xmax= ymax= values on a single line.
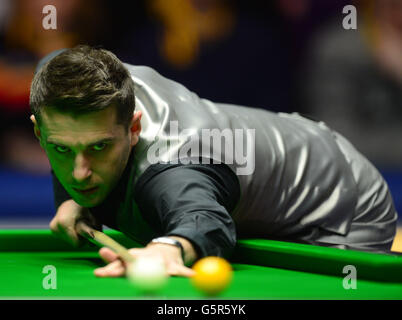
xmin=73 ymin=186 xmax=99 ymax=196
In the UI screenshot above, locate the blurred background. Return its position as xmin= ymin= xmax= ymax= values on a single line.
xmin=0 ymin=0 xmax=401 ymax=251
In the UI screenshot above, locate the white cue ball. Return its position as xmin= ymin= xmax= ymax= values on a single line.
xmin=127 ymin=257 xmax=168 ymax=293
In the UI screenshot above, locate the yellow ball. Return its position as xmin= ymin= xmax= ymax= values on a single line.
xmin=191 ymin=256 xmax=233 ymax=296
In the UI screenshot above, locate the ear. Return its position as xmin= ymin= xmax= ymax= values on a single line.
xmin=30 ymin=115 xmax=44 ymax=147
xmin=129 ymin=110 xmax=142 ymax=147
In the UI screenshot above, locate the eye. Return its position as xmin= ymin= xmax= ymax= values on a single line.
xmin=92 ymin=143 xmax=107 ymax=151
xmin=54 ymin=145 xmax=70 ymax=154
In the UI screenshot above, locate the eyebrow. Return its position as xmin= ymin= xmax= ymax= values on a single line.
xmin=46 ymin=137 xmax=115 ymax=148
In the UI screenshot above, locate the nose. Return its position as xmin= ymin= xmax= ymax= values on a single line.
xmin=73 ymin=153 xmax=92 ymax=182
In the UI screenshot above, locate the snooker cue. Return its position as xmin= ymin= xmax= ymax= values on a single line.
xmin=77 ymin=222 xmax=135 ymax=263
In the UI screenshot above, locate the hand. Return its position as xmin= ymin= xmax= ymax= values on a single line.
xmin=49 ymin=199 xmax=101 ymax=247
xmin=94 ymin=244 xmax=196 ymax=278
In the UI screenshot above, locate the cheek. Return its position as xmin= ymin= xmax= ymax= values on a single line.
xmin=45 ymin=150 xmax=75 ymax=186
xmin=47 ymin=153 xmax=72 ymax=179
xmin=51 ymin=165 xmax=73 ymax=188
xmin=98 ymin=144 xmax=131 ymax=177
xmin=48 ymin=159 xmax=73 ymax=191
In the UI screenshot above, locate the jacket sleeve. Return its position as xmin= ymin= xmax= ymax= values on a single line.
xmin=134 ymin=163 xmax=241 ymax=259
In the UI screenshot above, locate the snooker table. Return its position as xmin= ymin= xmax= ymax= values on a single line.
xmin=1 ymin=229 xmax=402 ymax=300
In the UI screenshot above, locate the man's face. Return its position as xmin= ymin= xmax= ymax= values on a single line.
xmin=32 ymin=106 xmax=140 ymax=207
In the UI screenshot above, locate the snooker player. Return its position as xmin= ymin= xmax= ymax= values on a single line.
xmin=29 ymin=45 xmax=398 ymax=277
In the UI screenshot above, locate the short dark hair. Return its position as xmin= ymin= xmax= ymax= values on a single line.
xmin=30 ymin=45 xmax=135 ymax=129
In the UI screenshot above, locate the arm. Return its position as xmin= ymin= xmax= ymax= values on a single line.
xmin=96 ymin=162 xmax=240 ymax=277
xmin=163 ymin=235 xmax=198 ymax=266
xmin=135 ymin=162 xmax=240 ymax=259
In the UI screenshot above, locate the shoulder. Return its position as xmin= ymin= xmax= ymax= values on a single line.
xmin=134 ymin=162 xmax=240 ymax=209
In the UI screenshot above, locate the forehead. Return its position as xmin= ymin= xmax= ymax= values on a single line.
xmin=39 ymin=107 xmax=125 ymax=145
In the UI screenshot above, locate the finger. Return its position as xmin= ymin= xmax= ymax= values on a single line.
xmin=59 ymin=224 xmax=80 ymax=247
xmin=94 ymin=260 xmax=126 ymax=278
xmin=167 ymin=264 xmax=196 ymax=277
xmin=75 ymin=221 xmax=94 ymax=238
xmin=49 ymin=220 xmax=62 ymax=238
xmin=66 ymin=225 xmax=81 ymax=246
xmin=78 ymin=213 xmax=101 ymax=230
xmin=98 ymin=247 xmax=120 ymax=264
xmin=49 ymin=217 xmax=69 ymax=238
xmin=49 ymin=218 xmax=58 ymax=233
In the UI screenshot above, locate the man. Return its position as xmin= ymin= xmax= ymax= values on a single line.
xmin=30 ymin=45 xmax=398 ymax=278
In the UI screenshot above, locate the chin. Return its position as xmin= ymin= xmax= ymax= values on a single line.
xmin=73 ymin=195 xmax=103 ymax=208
